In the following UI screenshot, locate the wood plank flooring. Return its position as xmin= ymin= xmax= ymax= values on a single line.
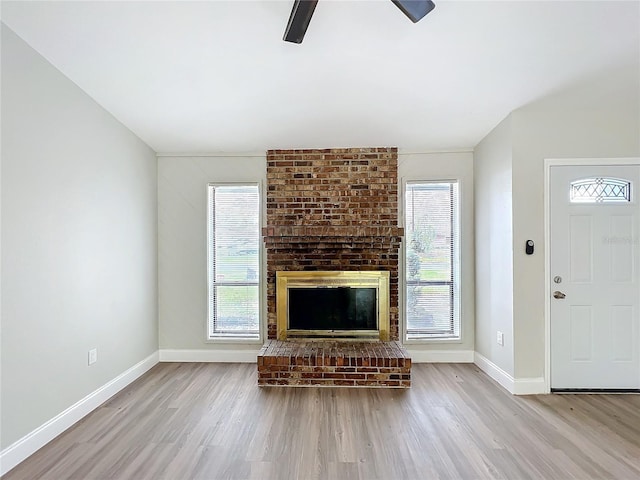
xmin=3 ymin=363 xmax=640 ymax=480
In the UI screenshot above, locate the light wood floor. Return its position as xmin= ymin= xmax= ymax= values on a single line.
xmin=3 ymin=363 xmax=640 ymax=480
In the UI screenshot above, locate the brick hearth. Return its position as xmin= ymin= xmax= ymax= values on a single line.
xmin=261 ymin=147 xmax=410 ymax=387
xmin=258 ymin=340 xmax=411 ymax=387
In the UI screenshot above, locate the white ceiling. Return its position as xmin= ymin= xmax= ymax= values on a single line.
xmin=2 ymin=1 xmax=639 ymax=153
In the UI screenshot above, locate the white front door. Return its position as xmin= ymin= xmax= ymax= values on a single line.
xmin=550 ymin=164 xmax=640 ymax=390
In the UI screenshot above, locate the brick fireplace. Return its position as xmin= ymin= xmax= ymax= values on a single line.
xmin=258 ymin=147 xmax=411 ymax=387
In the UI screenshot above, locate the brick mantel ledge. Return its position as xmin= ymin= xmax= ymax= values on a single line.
xmin=262 ymin=225 xmax=404 ymax=238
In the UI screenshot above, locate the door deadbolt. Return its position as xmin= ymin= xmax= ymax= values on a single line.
xmin=553 ymin=276 xmax=562 ymax=284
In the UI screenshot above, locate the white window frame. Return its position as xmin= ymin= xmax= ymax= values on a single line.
xmin=402 ymin=179 xmax=461 ymax=342
xmin=206 ymin=182 xmax=262 ymax=342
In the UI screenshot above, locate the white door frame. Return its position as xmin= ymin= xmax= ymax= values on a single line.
xmin=544 ymin=157 xmax=640 ymax=393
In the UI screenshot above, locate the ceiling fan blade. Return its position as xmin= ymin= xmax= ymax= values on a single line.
xmin=283 ymin=0 xmax=319 ymax=44
xmin=391 ymin=0 xmax=435 ymax=23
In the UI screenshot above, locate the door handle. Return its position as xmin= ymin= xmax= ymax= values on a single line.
xmin=553 ymin=291 xmax=566 ymax=299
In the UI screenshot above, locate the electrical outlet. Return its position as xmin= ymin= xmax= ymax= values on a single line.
xmin=497 ymin=331 xmax=504 ymax=346
xmin=88 ymin=348 xmax=97 ymax=365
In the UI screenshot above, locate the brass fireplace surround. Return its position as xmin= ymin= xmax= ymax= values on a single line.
xmin=276 ymin=270 xmax=390 ymax=341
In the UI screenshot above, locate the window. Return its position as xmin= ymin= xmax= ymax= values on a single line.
xmin=405 ymin=181 xmax=460 ymax=340
xmin=207 ymin=184 xmax=260 ymax=339
xmin=570 ymin=177 xmax=631 ymax=203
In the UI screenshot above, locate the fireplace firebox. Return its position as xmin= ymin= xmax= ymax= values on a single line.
xmin=276 ymin=271 xmax=390 ymax=340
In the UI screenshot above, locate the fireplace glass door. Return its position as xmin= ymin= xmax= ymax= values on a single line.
xmin=288 ymin=287 xmax=377 ymax=331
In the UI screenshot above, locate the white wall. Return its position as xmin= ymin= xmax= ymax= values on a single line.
xmin=473 ymin=117 xmax=515 ymax=376
xmin=510 ymin=64 xmax=640 ymax=379
xmin=158 ymin=155 xmax=266 ymax=356
xmin=398 ymin=151 xmax=475 ymax=356
xmin=1 ymin=26 xmax=158 ymax=449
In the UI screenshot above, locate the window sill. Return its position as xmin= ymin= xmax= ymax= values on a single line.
xmin=403 ymin=336 xmax=462 ymax=345
xmin=206 ymin=335 xmax=263 ymax=345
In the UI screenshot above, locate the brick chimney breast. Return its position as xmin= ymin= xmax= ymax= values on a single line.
xmin=263 ymin=147 xmax=404 ymax=340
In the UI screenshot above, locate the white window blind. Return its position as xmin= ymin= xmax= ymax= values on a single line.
xmin=405 ymin=181 xmax=460 ymax=339
xmin=207 ymin=184 xmax=260 ymax=339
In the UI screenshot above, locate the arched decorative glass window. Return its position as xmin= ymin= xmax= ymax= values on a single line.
xmin=570 ymin=177 xmax=631 ymax=203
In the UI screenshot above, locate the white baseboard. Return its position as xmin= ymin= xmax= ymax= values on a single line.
xmin=474 ymin=352 xmax=515 ymax=393
xmin=474 ymin=352 xmax=547 ymax=395
xmin=158 ymin=348 xmax=473 ymax=364
xmin=407 ymin=349 xmax=474 ymax=363
xmin=0 ymin=351 xmax=159 ymax=477
xmin=513 ymin=376 xmax=547 ymax=395
xmin=159 ymin=348 xmax=260 ymax=363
